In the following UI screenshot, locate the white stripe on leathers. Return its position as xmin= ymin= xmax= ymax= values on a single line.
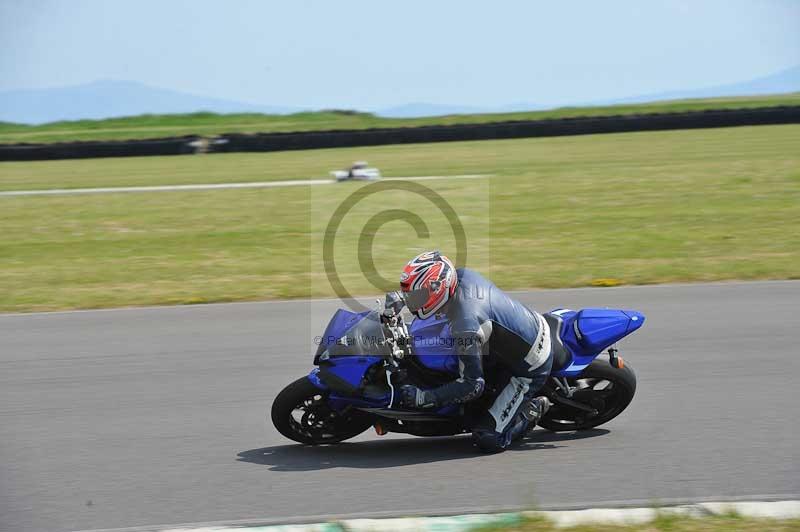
xmin=487 ymin=312 xmax=552 ymax=432
xmin=525 ymin=312 xmax=552 ymax=369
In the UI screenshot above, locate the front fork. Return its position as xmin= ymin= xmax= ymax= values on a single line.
xmin=307 ymin=368 xmax=327 ymax=390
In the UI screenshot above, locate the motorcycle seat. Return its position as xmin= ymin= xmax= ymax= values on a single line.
xmin=544 ymin=312 xmax=571 ymax=371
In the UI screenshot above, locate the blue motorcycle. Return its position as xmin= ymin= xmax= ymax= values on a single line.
xmin=272 ymin=295 xmax=645 ymax=445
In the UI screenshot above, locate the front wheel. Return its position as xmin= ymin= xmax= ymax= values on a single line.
xmin=271 ymin=377 xmax=374 ymax=444
xmin=539 ymin=358 xmax=637 ymax=432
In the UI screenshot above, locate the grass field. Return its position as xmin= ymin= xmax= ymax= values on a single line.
xmin=480 ymin=514 xmax=800 ymax=531
xmin=1 ymin=124 xmax=798 ymax=312
xmin=1 ymin=92 xmax=798 ymax=144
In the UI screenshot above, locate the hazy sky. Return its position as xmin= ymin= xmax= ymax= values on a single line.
xmin=1 ymin=0 xmax=798 ymax=109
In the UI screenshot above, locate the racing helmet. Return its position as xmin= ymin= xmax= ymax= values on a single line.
xmin=399 ymin=251 xmax=457 ymax=319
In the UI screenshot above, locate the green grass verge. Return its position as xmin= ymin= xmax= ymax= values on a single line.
xmin=481 ymin=514 xmax=800 ymax=531
xmin=0 ymin=125 xmax=798 ymax=312
xmin=1 ymin=92 xmax=798 ymax=144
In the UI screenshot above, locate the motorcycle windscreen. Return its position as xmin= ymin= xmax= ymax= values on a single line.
xmin=317 ymin=309 xmax=392 ymax=359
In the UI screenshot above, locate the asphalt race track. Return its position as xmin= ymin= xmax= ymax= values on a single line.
xmin=1 ymin=281 xmax=798 ymax=532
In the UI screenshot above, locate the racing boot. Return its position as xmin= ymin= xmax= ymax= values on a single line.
xmin=473 ymin=397 xmax=552 ymax=453
xmin=521 ymin=396 xmax=551 ymax=431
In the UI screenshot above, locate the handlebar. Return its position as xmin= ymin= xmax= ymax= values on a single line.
xmin=376 ymin=292 xmax=413 ymax=360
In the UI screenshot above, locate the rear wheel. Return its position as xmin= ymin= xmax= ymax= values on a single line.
xmin=271 ymin=377 xmax=374 ymax=444
xmin=539 ymin=358 xmax=636 ymax=432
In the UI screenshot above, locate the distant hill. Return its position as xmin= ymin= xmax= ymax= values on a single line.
xmin=613 ymin=64 xmax=800 ymax=105
xmin=377 ymin=102 xmax=488 ymax=118
xmin=1 ymin=65 xmax=798 ymax=123
xmin=377 ymin=102 xmax=553 ymax=118
xmin=0 ymin=80 xmax=298 ymax=124
xmin=377 ymin=65 xmax=800 ymax=117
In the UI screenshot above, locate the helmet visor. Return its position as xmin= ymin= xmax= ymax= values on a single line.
xmin=402 ymin=288 xmax=430 ymax=313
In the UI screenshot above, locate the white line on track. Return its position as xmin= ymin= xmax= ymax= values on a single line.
xmin=0 ymin=174 xmax=491 ymax=198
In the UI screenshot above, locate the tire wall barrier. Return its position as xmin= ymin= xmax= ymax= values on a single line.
xmin=214 ymin=106 xmax=800 ymax=153
xmin=0 ymin=135 xmax=201 ymax=162
xmin=2 ymin=106 xmax=799 ymax=162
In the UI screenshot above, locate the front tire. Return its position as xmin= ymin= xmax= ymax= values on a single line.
xmin=539 ymin=358 xmax=637 ymax=432
xmin=271 ymin=377 xmax=373 ymax=444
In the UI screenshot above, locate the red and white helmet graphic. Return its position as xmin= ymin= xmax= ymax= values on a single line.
xmin=399 ymin=251 xmax=457 ymax=319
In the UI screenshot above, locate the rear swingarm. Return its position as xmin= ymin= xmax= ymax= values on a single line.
xmin=549 ymin=393 xmax=598 ymax=415
xmin=544 ymin=379 xmax=598 ymax=415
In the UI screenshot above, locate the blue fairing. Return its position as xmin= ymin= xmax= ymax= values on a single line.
xmin=310 ymin=310 xmax=462 ymax=413
xmin=310 ymin=369 xmax=391 ymax=409
xmin=409 ymin=315 xmax=459 ymax=374
xmin=550 ymin=308 xmax=645 ymax=376
xmin=311 ymin=308 xmax=392 ymax=405
xmin=326 ymin=355 xmax=384 ymax=387
xmin=309 ymin=306 xmax=644 ymax=414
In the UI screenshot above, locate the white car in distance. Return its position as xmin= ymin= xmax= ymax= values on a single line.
xmin=330 ymin=161 xmax=381 ymax=181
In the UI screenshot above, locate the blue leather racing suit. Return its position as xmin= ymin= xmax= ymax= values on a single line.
xmin=425 ymin=268 xmax=553 ymax=449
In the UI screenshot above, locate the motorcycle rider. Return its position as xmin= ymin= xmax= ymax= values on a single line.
xmin=395 ymin=250 xmax=553 ymax=452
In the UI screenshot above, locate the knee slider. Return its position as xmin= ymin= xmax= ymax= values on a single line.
xmin=472 ymin=430 xmax=504 ymax=453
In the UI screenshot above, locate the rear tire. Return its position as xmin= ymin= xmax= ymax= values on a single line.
xmin=271 ymin=377 xmax=373 ymax=445
xmin=539 ymin=358 xmax=636 ymax=432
